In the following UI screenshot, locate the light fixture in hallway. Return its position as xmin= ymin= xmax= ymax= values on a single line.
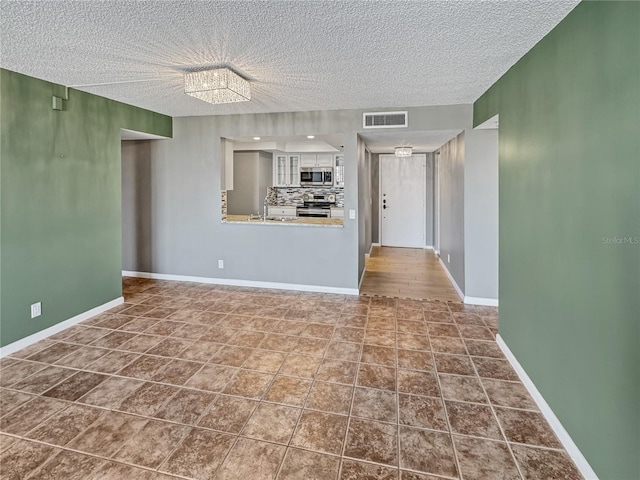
xmin=395 ymin=146 xmax=412 ymax=158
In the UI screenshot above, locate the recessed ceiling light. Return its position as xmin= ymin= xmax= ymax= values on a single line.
xmin=307 ymin=135 xmax=315 ymax=139
xmin=253 ymin=137 xmax=261 ymax=140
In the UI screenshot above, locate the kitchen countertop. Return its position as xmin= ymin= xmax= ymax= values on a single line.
xmin=224 ymin=215 xmax=343 ymax=227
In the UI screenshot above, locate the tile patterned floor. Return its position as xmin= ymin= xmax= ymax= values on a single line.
xmin=0 ymin=278 xmax=584 ymax=479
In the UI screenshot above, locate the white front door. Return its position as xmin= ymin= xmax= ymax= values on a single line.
xmin=380 ymin=154 xmax=426 ymax=248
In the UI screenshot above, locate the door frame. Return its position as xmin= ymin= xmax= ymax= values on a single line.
xmin=434 ymin=151 xmax=440 ymax=254
xmin=378 ymin=153 xmax=427 ymax=248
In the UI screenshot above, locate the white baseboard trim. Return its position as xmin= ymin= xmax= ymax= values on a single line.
xmin=0 ymin=297 xmax=124 ymax=358
xmin=371 ymin=243 xmax=381 ymax=247
xmin=123 ymin=271 xmax=359 ymax=296
xmin=358 ymin=268 xmax=366 ymax=291
xmin=464 ymin=296 xmax=499 ymax=307
xmin=437 ymin=258 xmax=464 ymax=301
xmin=423 ymin=245 xmax=434 ymax=250
xmin=365 ymin=243 xmax=376 ymax=258
xmin=496 ymin=334 xmax=599 ymax=480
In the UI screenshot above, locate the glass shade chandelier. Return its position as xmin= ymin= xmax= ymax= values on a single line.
xmin=184 ymin=68 xmax=250 ymax=105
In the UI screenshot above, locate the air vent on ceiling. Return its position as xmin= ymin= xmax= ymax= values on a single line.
xmin=363 ymin=111 xmax=408 ymax=129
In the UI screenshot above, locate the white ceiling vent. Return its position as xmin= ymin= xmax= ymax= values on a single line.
xmin=363 ymin=111 xmax=408 ymax=129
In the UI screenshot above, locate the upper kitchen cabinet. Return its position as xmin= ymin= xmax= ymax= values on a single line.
xmin=301 ymin=153 xmax=333 ymax=167
xmin=334 ymin=154 xmax=344 ymax=187
xmin=273 ymin=154 xmax=300 ymax=187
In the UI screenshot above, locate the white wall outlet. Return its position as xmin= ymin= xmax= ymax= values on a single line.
xmin=31 ymin=302 xmax=42 ymax=318
xmin=349 ymin=209 xmax=356 ymax=219
xmin=218 ymin=259 xmax=224 ymax=269
xmin=447 ymin=254 xmax=451 ymax=263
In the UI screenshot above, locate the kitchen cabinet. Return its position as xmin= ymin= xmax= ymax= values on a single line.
xmin=268 ymin=206 xmax=297 ymax=217
xmin=301 ymin=153 xmax=333 ymax=167
xmin=273 ymin=154 xmax=300 ymax=187
xmin=330 ymin=207 xmax=344 ymax=218
xmin=334 ymin=154 xmax=344 ymax=187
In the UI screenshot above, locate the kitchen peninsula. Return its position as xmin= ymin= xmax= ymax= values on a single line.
xmin=225 ymin=215 xmax=343 ymax=227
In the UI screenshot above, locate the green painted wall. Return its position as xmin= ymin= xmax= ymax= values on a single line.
xmin=474 ymin=2 xmax=639 ymax=479
xmin=1 ymin=68 xmax=171 ymax=347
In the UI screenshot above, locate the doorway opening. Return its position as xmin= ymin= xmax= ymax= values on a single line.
xmin=359 ymin=129 xmax=463 ymax=302
xmin=120 ymin=128 xmax=170 ymax=279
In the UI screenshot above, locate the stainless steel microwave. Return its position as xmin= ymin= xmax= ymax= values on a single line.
xmin=300 ymin=167 xmax=333 ymax=186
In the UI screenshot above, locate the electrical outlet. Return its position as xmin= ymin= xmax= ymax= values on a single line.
xmin=349 ymin=209 xmax=356 ymax=219
xmin=447 ymin=254 xmax=451 ymax=263
xmin=31 ymin=302 xmax=42 ymax=318
xmin=218 ymin=259 xmax=224 ymax=269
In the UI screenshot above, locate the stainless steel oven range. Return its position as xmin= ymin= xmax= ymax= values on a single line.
xmin=296 ymin=193 xmax=336 ymax=218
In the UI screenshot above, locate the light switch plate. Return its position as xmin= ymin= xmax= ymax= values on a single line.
xmin=349 ymin=209 xmax=356 ymax=219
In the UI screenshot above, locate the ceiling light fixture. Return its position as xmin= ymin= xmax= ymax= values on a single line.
xmin=253 ymin=137 xmax=261 ymax=140
xmin=395 ymin=146 xmax=412 ymax=158
xmin=184 ymin=67 xmax=251 ymax=105
xmin=307 ymin=135 xmax=315 ymax=139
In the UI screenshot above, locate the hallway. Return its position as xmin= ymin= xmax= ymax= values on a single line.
xmin=360 ymin=247 xmax=462 ymax=303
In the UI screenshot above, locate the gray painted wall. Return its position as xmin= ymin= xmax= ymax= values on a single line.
xmin=364 ymin=149 xmax=372 ymax=257
xmin=258 ymin=151 xmax=274 ymax=209
xmin=464 ymin=129 xmax=499 ymax=300
xmin=227 ymin=153 xmax=257 ymax=215
xmin=437 ymin=132 xmax=466 ymax=292
xmin=425 ymin=152 xmax=435 ymax=247
xmin=357 ymin=135 xmax=367 ymax=282
xmin=435 ymin=129 xmax=499 ymax=300
xmin=137 ymin=106 xmax=471 ymax=290
xmin=227 ymin=151 xmax=273 ymax=215
xmin=371 ymin=154 xmax=379 ymax=244
xmin=121 ymin=140 xmax=152 ymax=272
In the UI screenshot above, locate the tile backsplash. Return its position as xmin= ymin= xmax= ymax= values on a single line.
xmin=221 ymin=190 xmax=227 ymax=220
xmin=273 ymin=187 xmax=344 ymax=207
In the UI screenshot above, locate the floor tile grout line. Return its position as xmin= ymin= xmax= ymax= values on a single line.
xmin=338 ymin=338 xmax=364 ymax=464
xmin=395 ymin=327 xmax=402 ymax=474
xmin=465 ymin=337 xmax=527 ymax=480
xmin=155 ymin=417 xmax=213 ymax=477
xmin=429 ymin=331 xmax=465 ymax=480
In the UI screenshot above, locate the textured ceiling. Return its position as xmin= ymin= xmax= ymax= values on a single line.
xmin=1 ymin=1 xmax=579 ymax=117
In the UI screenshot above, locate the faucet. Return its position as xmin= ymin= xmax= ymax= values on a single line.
xmin=263 ymin=194 xmax=269 ymax=220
